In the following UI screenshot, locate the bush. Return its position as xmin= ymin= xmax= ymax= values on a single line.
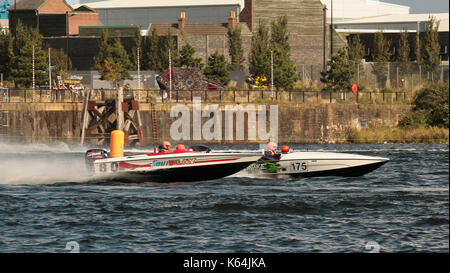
xmin=399 ymin=83 xmax=449 ymax=129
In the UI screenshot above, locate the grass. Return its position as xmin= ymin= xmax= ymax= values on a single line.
xmin=346 ymin=126 xmax=449 ymax=144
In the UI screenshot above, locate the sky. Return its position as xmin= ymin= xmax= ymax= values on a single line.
xmin=67 ymin=0 xmax=450 ymax=14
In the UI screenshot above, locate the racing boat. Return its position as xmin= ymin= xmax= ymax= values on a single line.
xmin=244 ymin=151 xmax=389 ymax=178
xmin=85 ymin=146 xmax=262 ymax=183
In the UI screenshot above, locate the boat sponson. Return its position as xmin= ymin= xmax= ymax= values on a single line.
xmin=289 ymin=161 xmax=388 ymax=178
xmin=103 ymin=161 xmax=255 ymax=183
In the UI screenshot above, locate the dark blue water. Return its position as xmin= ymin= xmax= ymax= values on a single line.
xmin=0 ymin=143 xmax=448 ymax=253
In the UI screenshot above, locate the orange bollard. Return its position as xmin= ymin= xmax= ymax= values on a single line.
xmin=110 ymin=130 xmax=124 ymax=158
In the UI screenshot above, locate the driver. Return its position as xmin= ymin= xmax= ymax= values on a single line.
xmin=261 ymin=142 xmax=280 ymax=161
xmin=158 ymin=141 xmax=172 ymax=152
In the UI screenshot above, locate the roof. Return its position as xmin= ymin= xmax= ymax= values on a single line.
xmin=8 ymin=0 xmax=73 ymax=11
xmin=151 ymin=22 xmax=250 ymax=36
xmin=336 ymin=13 xmax=449 ymax=32
xmin=76 ymin=0 xmax=244 ymax=9
xmin=320 ymin=0 xmax=410 ymax=20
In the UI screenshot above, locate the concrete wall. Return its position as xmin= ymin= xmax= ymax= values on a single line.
xmin=0 ymin=102 xmax=411 ymax=145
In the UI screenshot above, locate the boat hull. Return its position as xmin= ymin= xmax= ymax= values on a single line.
xmin=89 ymin=152 xmax=261 ymax=183
xmin=245 ymin=152 xmax=389 ymax=178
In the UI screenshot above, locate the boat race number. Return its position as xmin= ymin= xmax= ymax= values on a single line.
xmin=290 ymin=161 xmax=308 ymax=172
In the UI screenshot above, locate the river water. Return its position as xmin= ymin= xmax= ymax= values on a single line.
xmin=0 ymin=142 xmax=448 ymax=253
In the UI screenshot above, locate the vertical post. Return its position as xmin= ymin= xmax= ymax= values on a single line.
xmin=80 ymin=89 xmax=90 ymax=147
xmin=137 ymin=47 xmax=140 ymax=101
xmin=323 ymin=6 xmax=327 ymax=70
xmin=357 ymin=64 xmax=360 ymax=84
xmin=169 ymin=48 xmax=172 ymax=101
xmin=396 ymin=66 xmax=399 ymax=88
xmin=117 ymin=87 xmax=124 ymax=131
xmin=271 ymin=50 xmax=274 ymax=99
xmin=32 ymin=45 xmax=35 ymax=102
xmin=330 ymin=0 xmax=333 ymax=56
xmin=48 ymin=48 xmax=51 ymax=92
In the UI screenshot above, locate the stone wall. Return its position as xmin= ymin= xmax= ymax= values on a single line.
xmin=0 ymin=102 xmax=412 ymax=145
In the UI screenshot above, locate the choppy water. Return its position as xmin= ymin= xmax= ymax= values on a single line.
xmin=0 ymin=142 xmax=448 ymax=253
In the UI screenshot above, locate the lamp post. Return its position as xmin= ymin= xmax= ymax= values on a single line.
xmin=330 ymin=0 xmax=333 ymax=57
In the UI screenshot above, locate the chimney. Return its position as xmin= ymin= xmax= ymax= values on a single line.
xmin=228 ymin=11 xmax=237 ymax=27
xmin=178 ymin=12 xmax=187 ymax=29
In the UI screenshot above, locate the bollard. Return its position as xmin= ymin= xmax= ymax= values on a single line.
xmin=110 ymin=130 xmax=124 ymax=158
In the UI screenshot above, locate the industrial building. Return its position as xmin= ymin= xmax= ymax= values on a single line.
xmin=75 ymin=0 xmax=244 ymax=29
xmin=334 ymin=13 xmax=449 ymax=61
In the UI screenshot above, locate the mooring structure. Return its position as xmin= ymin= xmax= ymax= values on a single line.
xmin=80 ymin=88 xmax=146 ymax=147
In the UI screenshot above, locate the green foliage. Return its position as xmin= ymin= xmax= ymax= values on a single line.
xmin=421 ymin=17 xmax=441 ymax=76
xmin=347 ymin=34 xmax=365 ymax=66
xmin=270 ymin=43 xmax=298 ymax=90
xmin=159 ymin=28 xmax=179 ymax=71
xmin=143 ymin=28 xmax=163 ymax=71
xmin=0 ymin=31 xmax=13 ymax=79
xmin=175 ymin=43 xmax=204 ymax=69
xmin=10 ymin=39 xmax=47 ymax=88
xmin=372 ymin=30 xmax=392 ymax=85
xmin=49 ymin=48 xmax=72 ymax=83
xmin=320 ymin=48 xmax=356 ymax=92
xmin=399 ymin=83 xmax=449 ymax=128
xmin=94 ymin=30 xmax=133 ymax=87
xmin=227 ymin=25 xmax=245 ymax=71
xmin=270 ymin=15 xmax=290 ymax=52
xmin=131 ymin=27 xmax=143 ymax=70
xmin=8 ymin=21 xmax=47 ymax=87
xmin=204 ymin=51 xmax=230 ymax=86
xmin=396 ymin=28 xmax=411 ymax=75
xmin=249 ymin=20 xmax=270 ymax=85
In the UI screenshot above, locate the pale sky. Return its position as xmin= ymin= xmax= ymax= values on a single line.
xmin=69 ymin=0 xmax=450 ymax=14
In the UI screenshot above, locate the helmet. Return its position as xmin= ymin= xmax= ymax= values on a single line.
xmin=176 ymin=144 xmax=186 ymax=151
xmin=267 ymin=142 xmax=278 ymax=152
xmin=162 ymin=141 xmax=172 ymax=150
xmin=281 ymin=145 xmax=290 ymax=153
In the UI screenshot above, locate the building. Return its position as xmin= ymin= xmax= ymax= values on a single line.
xmin=8 ymin=0 xmax=99 ymax=36
xmin=75 ymin=0 xmax=244 ymax=29
xmin=150 ymin=11 xmax=252 ymax=66
xmin=335 ymin=13 xmax=449 ymax=61
xmin=320 ymin=0 xmax=410 ymax=22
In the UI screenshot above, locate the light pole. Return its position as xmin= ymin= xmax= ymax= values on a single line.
xmin=169 ymin=48 xmax=172 ymax=101
xmin=330 ymin=0 xmax=334 ymax=57
xmin=137 ymin=47 xmax=140 ymax=101
xmin=271 ymin=50 xmax=274 ymax=99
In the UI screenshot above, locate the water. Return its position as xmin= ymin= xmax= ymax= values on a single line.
xmin=0 ymin=142 xmax=448 ymax=253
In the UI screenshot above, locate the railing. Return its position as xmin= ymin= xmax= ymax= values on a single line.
xmin=0 ymin=88 xmax=409 ymax=104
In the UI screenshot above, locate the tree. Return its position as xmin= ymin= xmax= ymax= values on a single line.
xmin=9 ymin=39 xmax=47 ymax=88
xmin=9 ymin=21 xmax=47 ymax=88
xmin=131 ymin=27 xmax=143 ymax=70
xmin=227 ymin=25 xmax=245 ymax=71
xmin=270 ymin=43 xmax=298 ymax=90
xmin=204 ymin=51 xmax=230 ymax=86
xmin=372 ymin=30 xmax=392 ymax=86
xmin=320 ymin=48 xmax=356 ymax=92
xmin=397 ymin=28 xmax=411 ymax=75
xmin=347 ymin=34 xmax=365 ymax=66
xmin=0 ymin=31 xmax=13 ymax=79
xmin=99 ymin=57 xmax=123 ymax=88
xmin=270 ymin=15 xmax=290 ymax=52
xmin=94 ymin=30 xmax=133 ymax=87
xmin=176 ymin=43 xmax=203 ymax=69
xmin=421 ymin=17 xmax=441 ymax=80
xmin=268 ymin=15 xmax=298 ymax=90
xmin=249 ymin=21 xmax=270 ymax=85
xmin=47 ymin=48 xmax=72 ymax=84
xmin=143 ymin=28 xmax=162 ymax=71
xmin=159 ymin=28 xmax=179 ymax=71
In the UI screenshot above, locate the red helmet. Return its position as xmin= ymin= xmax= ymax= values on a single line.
xmin=176 ymin=144 xmax=186 ymax=151
xmin=281 ymin=145 xmax=290 ymax=153
xmin=162 ymin=141 xmax=172 ymax=150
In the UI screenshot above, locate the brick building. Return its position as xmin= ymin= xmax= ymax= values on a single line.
xmin=8 ymin=0 xmax=99 ymax=36
xmin=150 ymin=11 xmax=253 ymax=66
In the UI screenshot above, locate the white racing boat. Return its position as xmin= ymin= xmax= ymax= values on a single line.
xmin=244 ymin=151 xmax=389 ymax=178
xmin=85 ymin=147 xmax=262 ymax=183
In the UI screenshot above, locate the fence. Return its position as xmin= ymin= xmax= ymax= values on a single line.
xmin=0 ymin=88 xmax=409 ymax=105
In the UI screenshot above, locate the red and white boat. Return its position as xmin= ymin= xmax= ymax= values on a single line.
xmin=85 ymin=147 xmax=262 ymax=183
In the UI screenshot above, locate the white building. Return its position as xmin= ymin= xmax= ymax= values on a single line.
xmin=320 ymin=0 xmax=410 ymax=22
